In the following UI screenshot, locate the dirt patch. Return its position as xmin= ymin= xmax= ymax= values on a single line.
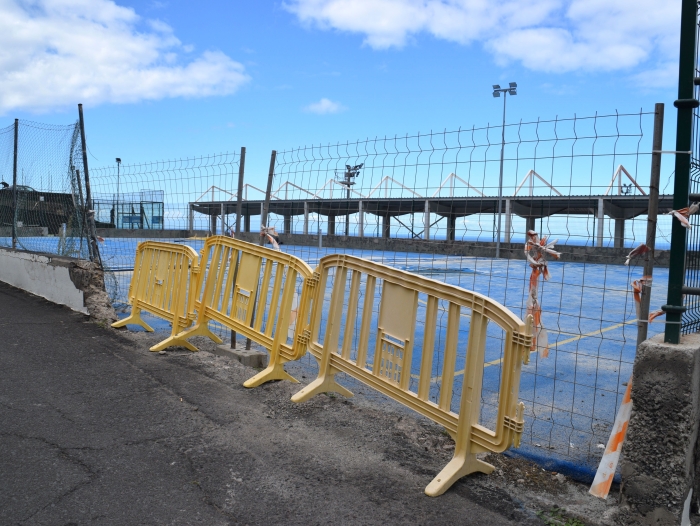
xmin=69 ymin=260 xmax=117 ymax=323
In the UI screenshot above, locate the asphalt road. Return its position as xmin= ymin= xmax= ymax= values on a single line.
xmin=0 ymin=281 xmax=540 ymax=525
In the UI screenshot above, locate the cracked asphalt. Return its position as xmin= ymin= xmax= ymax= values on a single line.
xmin=0 ymin=281 xmax=541 ymax=525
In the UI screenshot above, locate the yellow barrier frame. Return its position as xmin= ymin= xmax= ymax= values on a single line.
xmin=170 ymin=236 xmax=316 ymax=387
xmin=112 ymin=241 xmax=201 ymax=352
xmin=291 ymin=254 xmax=532 ymax=496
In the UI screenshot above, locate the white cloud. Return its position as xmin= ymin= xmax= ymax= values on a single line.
xmin=304 ymin=98 xmax=347 ymax=114
xmin=285 ymin=0 xmax=680 ymax=80
xmin=0 ymin=0 xmax=250 ymax=114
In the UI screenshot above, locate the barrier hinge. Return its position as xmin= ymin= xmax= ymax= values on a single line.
xmin=514 ymin=331 xmax=532 ymax=365
xmin=307 ymin=272 xmax=321 ymax=288
xmin=296 ymin=329 xmax=311 ymax=347
xmin=506 ymin=402 xmax=525 ymax=448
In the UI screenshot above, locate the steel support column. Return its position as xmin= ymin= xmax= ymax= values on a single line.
xmin=597 ymin=198 xmax=605 ymax=247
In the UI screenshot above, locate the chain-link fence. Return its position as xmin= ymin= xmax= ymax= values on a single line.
xmin=0 ymin=119 xmax=90 ymax=259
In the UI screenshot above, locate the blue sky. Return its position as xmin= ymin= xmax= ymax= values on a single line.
xmin=0 ymin=0 xmax=683 ymax=186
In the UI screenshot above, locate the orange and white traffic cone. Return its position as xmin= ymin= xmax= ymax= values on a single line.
xmin=589 ymin=377 xmax=633 ymax=499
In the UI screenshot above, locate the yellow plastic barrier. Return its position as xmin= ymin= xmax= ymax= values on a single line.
xmin=170 ymin=236 xmax=316 ymax=387
xmin=112 ymin=241 xmax=202 ymax=352
xmin=291 ymin=254 xmax=532 ymax=497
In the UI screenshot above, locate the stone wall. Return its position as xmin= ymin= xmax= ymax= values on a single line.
xmin=233 ymin=232 xmax=670 ymax=268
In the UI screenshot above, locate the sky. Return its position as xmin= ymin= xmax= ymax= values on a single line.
xmin=0 ymin=0 xmax=684 ymax=186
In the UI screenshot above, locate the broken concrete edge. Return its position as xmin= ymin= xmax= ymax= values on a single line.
xmin=0 ymin=246 xmax=117 ymax=324
xmin=620 ymin=332 xmax=700 ymax=525
xmin=213 ymin=344 xmax=269 ymax=368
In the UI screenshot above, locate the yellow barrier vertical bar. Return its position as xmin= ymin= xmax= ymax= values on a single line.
xmin=140 ymin=246 xmax=154 ymax=306
xmin=150 ymin=248 xmax=164 ymax=307
xmin=425 ymin=308 xmax=492 ymax=497
xmin=354 ymin=274 xmax=375 ymax=369
xmin=164 ymin=251 xmax=176 ymax=314
xmin=254 ymin=258 xmax=274 ymax=332
xmin=220 ymin=247 xmax=239 ymax=317
xmin=266 ymin=262 xmax=285 ymax=337
xmin=417 ymin=295 xmax=438 ymax=401
xmin=291 ymin=264 xmax=353 ymax=401
xmin=341 ymin=270 xmax=361 ymax=360
xmin=203 ymin=242 xmax=223 ymax=310
xmin=168 ymin=252 xmax=181 ymax=329
xmin=175 ymin=253 xmax=191 ymax=332
xmin=176 ymin=253 xmax=190 ymax=331
xmin=213 ymin=245 xmax=229 ymax=313
xmin=438 ymin=303 xmax=460 ymax=412
xmin=310 ymin=267 xmax=330 ymax=344
xmin=187 ymin=260 xmax=200 ymax=321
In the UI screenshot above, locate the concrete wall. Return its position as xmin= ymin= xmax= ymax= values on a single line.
xmin=0 ymin=247 xmax=116 ymax=322
xmin=234 ymin=232 xmax=670 ymax=268
xmin=96 ymin=228 xmax=207 ymax=239
xmin=621 ymin=333 xmax=700 ymax=525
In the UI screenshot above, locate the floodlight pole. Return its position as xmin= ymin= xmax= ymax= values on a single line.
xmin=493 ymin=82 xmax=516 ymax=259
xmin=496 ymin=92 xmax=507 ymax=258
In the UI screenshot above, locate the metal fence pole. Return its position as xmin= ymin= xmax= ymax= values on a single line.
xmin=637 ymin=103 xmax=664 ymax=348
xmin=12 ymin=119 xmax=18 ymax=250
xmin=78 ymin=104 xmax=101 ymax=266
xmin=247 ymin=150 xmax=276 ymax=351
xmin=260 ymin=150 xmax=276 ymax=246
xmin=236 ymin=147 xmax=245 ymax=235
xmin=664 ymin=0 xmax=698 ymax=343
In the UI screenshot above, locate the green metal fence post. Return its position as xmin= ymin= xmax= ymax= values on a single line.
xmin=664 ymin=0 xmax=698 ymax=344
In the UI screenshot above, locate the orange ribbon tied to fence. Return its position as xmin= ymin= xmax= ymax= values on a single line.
xmin=290 ymin=254 xmax=533 ymax=496
xmin=112 ymin=241 xmax=201 ymax=351
xmin=524 ymin=230 xmax=559 ymax=359
xmin=167 ymin=236 xmax=317 ymax=386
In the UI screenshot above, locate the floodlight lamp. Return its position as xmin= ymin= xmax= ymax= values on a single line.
xmin=493 ymin=84 xmax=501 ymax=90
xmin=116 ymin=158 xmax=121 ymax=163
xmin=509 ymin=88 xmax=517 ymax=95
xmin=509 ymin=82 xmax=517 ymax=88
xmin=493 ymin=91 xmax=500 ymax=97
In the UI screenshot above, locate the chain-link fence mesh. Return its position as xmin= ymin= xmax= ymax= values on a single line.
xmin=0 ymin=119 xmax=90 ymax=259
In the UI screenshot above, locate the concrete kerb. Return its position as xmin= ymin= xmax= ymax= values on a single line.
xmin=621 ymin=332 xmax=700 ymax=525
xmin=0 ymin=246 xmax=116 ymax=324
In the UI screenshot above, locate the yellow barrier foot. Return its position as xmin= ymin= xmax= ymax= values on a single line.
xmin=243 ymin=363 xmax=299 ymax=388
xmin=149 ymin=336 xmax=199 ymax=353
xmin=424 ymin=452 xmax=495 ymax=497
xmin=111 ymin=311 xmax=154 ymax=332
xmin=290 ymin=371 xmax=353 ymax=403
